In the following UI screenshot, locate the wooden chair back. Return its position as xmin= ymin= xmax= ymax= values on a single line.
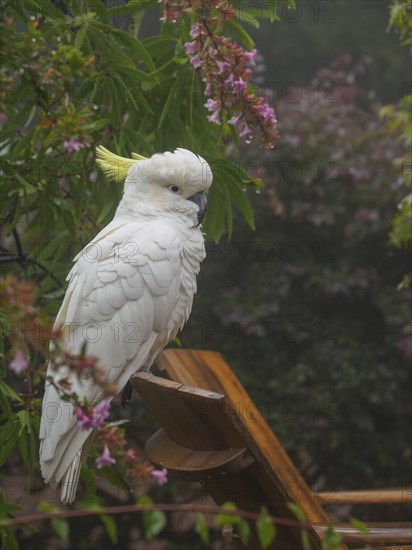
xmin=132 ymin=349 xmax=336 ymax=549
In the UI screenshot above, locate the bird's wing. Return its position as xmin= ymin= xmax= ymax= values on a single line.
xmin=39 ymin=218 xmax=190 ymax=485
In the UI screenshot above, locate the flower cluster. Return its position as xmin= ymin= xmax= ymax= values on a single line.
xmin=75 ymin=401 xmax=111 ymax=431
xmin=160 ymin=0 xmax=279 ymax=147
xmin=184 ymin=22 xmax=278 ymax=147
xmin=63 ymin=138 xmax=85 ymax=153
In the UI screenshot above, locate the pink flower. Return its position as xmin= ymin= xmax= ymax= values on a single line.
xmin=184 ymin=41 xmax=198 ymax=55
xmin=216 ymin=60 xmax=231 ymax=74
xmin=63 ymin=139 xmax=85 ymax=153
xmin=151 ymin=467 xmax=168 ymax=486
xmin=207 ymin=110 xmax=221 ymax=125
xmin=228 ymin=113 xmax=241 ymax=126
xmin=95 ymin=446 xmax=116 ymax=469
xmin=190 ymin=55 xmax=201 ymax=69
xmin=232 ymin=80 xmax=247 ymax=93
xmin=204 ymin=98 xmax=219 ymax=112
xmin=75 ymin=401 xmax=111 ymax=431
xmin=244 ymin=48 xmax=257 ymax=66
xmin=255 ymin=103 xmax=276 ymax=123
xmin=190 ymin=23 xmax=201 ymax=38
xmin=239 ymin=124 xmax=253 ymax=141
xmin=9 ymin=350 xmax=29 ymax=374
xmin=124 ymin=449 xmax=137 ymax=463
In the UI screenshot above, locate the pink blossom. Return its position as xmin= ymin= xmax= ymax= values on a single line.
xmin=63 ymin=139 xmax=85 ymax=153
xmin=9 ymin=350 xmax=29 ymax=374
xmin=228 ymin=113 xmax=241 ymax=126
xmin=184 ymin=41 xmax=198 ymax=55
xmin=151 ymin=467 xmax=168 ymax=486
xmin=95 ymin=446 xmax=116 ymax=469
xmin=255 ymin=103 xmax=276 ymax=123
xmin=239 ymin=124 xmax=253 ymax=141
xmin=204 ymin=98 xmax=219 ymax=112
xmin=216 ymin=60 xmax=231 ymax=74
xmin=232 ymin=80 xmax=247 ymax=93
xmin=204 ymin=83 xmax=212 ymax=96
xmin=355 ymin=209 xmax=379 ymax=222
xmin=244 ymin=48 xmax=257 ymax=66
xmin=190 ymin=23 xmax=201 ymax=38
xmin=190 ymin=55 xmax=201 ymax=69
xmin=75 ymin=401 xmax=111 ymax=431
xmin=207 ymin=110 xmax=221 ymax=125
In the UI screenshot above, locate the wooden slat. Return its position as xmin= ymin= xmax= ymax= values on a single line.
xmin=145 ymin=428 xmax=255 ymax=480
xmin=354 ymin=547 xmax=412 ymax=550
xmin=316 ymin=487 xmax=412 ymax=505
xmin=314 ymin=522 xmax=412 ymax=543
xmin=132 ymin=371 xmax=243 ymax=450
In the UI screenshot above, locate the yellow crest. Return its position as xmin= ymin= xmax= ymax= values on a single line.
xmin=95 ymin=146 xmax=148 ymax=183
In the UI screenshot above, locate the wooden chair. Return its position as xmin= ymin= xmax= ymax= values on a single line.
xmin=131 ymin=349 xmax=412 ymax=549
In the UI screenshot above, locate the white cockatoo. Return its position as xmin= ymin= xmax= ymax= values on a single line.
xmin=39 ymin=146 xmax=212 ymax=503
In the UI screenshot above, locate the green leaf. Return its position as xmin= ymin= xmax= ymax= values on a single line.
xmin=235 ymin=6 xmax=260 ymax=28
xmin=264 ymin=0 xmax=282 ymax=22
xmin=109 ymin=64 xmax=155 ymax=84
xmin=195 ymin=513 xmax=209 ymax=544
xmin=74 ymin=23 xmax=89 ymax=50
xmin=137 ymin=495 xmax=152 ymax=506
xmin=16 ymin=410 xmax=31 ymax=436
xmin=321 ymin=526 xmax=342 ymax=550
xmin=225 ymin=177 xmax=256 ymax=230
xmin=203 ymin=183 xmax=226 ymax=241
xmin=100 ymin=514 xmax=118 ymax=544
xmin=227 ymin=20 xmax=255 ymax=49
xmin=0 ymin=428 xmax=17 ymax=467
xmin=0 ymin=381 xmax=23 ymax=403
xmin=157 ymin=77 xmax=180 ymax=129
xmin=214 ymin=502 xmax=239 ymax=526
xmin=51 ymin=518 xmax=69 ymax=542
xmin=287 ymin=503 xmax=307 ymax=522
xmin=236 ymin=517 xmax=251 ymax=545
xmin=137 ymin=496 xmax=167 ymax=541
xmin=18 ymin=431 xmax=29 ymax=463
xmin=0 ymin=527 xmax=19 ymax=550
xmin=143 ymin=509 xmax=167 ymax=540
xmin=256 ymin=506 xmax=277 ymax=549
xmin=349 ymin=517 xmax=369 ymax=536
xmin=112 ymin=29 xmax=156 ymax=73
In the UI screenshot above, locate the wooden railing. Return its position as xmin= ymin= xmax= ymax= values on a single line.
xmin=315 ymin=487 xmax=412 ymax=505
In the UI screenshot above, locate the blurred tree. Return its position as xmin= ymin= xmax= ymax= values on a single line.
xmin=184 ymin=57 xmax=411 ymax=521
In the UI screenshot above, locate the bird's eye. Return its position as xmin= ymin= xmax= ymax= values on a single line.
xmin=168 ymin=185 xmax=182 ymax=195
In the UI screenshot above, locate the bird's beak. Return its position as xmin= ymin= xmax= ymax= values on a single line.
xmin=188 ymin=191 xmax=207 ymax=225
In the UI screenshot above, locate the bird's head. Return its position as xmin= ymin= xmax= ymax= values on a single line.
xmin=96 ymin=146 xmax=213 ymax=225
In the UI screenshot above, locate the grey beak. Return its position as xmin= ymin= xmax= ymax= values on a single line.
xmin=188 ymin=191 xmax=207 ymax=225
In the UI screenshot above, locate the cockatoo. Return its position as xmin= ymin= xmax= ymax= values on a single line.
xmin=39 ymin=146 xmax=212 ymax=503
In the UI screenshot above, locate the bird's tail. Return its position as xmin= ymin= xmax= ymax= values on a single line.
xmin=60 ymin=449 xmax=82 ymax=504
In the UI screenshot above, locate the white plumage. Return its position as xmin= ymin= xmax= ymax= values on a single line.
xmin=39 ymin=147 xmax=213 ymax=503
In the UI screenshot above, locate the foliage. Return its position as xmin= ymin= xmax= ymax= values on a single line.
xmin=1 ymin=498 xmax=374 ymax=549
xmin=0 ymin=0 xmax=288 ymax=279
xmin=388 ymin=0 xmax=412 ymax=53
xmin=384 ymin=0 xmax=412 ymax=287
